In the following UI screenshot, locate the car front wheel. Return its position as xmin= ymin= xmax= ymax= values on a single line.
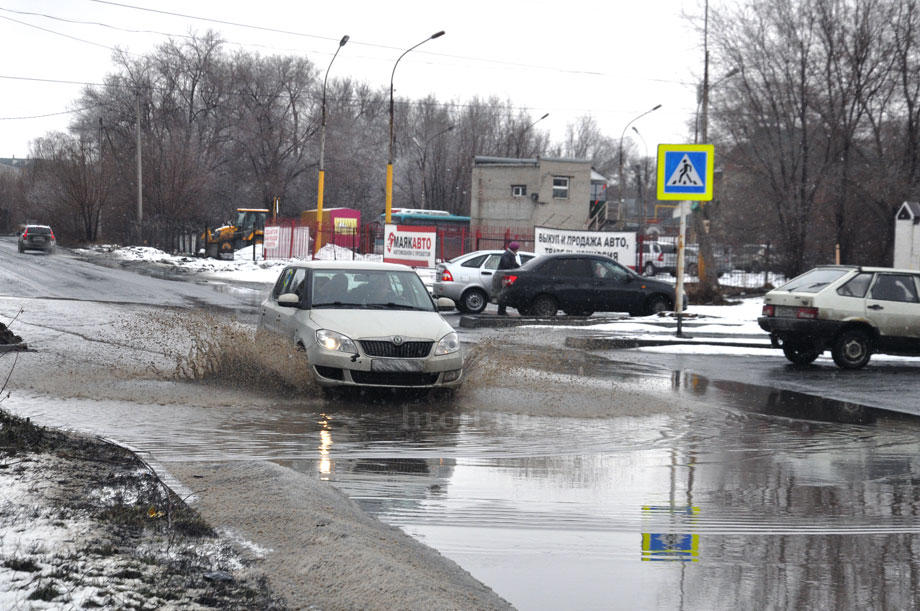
xmin=832 ymin=329 xmax=873 ymax=369
xmin=645 ymin=295 xmax=671 ymax=316
xmin=530 ymin=295 xmax=558 ymax=317
xmin=782 ymin=341 xmax=821 ymax=365
xmin=460 ymin=288 xmax=488 ymax=314
xmin=643 ymin=262 xmax=656 ymax=276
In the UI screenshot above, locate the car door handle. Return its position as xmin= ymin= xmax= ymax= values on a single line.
xmin=868 ymin=304 xmax=884 ymax=310
xmin=481 ymin=271 xmax=492 ymax=276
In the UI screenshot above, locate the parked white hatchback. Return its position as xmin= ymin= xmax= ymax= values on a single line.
xmin=758 ymin=265 xmax=920 ymax=369
xmin=259 ymin=261 xmax=463 ymax=389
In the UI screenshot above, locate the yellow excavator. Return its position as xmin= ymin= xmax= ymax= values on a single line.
xmin=201 ymin=208 xmax=269 ymax=259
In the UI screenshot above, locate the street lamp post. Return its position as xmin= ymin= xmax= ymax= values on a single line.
xmin=617 ymin=105 xmax=661 ymax=227
xmin=632 ymin=126 xmax=649 ymax=271
xmin=515 ymin=112 xmax=548 ymax=157
xmin=386 ymin=31 xmax=445 ymax=224
xmin=316 ymin=34 xmax=349 ymax=255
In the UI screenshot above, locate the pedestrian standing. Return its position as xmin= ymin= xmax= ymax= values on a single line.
xmin=497 ymin=241 xmax=521 ymax=316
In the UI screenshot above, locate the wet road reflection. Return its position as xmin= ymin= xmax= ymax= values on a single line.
xmin=8 ymin=371 xmax=920 ymax=610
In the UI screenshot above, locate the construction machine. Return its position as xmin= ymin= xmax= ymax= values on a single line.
xmin=201 ymin=208 xmax=270 ymax=259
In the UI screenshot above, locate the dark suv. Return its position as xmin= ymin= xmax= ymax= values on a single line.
xmin=492 ymin=253 xmax=683 ymax=317
xmin=18 ymin=225 xmax=56 ymax=254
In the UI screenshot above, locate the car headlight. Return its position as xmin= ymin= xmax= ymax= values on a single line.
xmin=315 ymin=329 xmax=358 ymax=354
xmin=434 ymin=331 xmax=460 ymax=355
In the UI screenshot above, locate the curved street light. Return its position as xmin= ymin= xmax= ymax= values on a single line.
xmin=386 ymin=30 xmax=445 ymax=223
xmin=617 ymin=104 xmax=661 ymax=214
xmin=316 ymin=34 xmax=349 ymax=254
xmin=631 ymin=126 xmax=649 ymax=269
xmin=515 ymin=112 xmax=548 ymax=157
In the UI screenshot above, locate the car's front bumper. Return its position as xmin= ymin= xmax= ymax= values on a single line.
xmin=306 ymin=346 xmax=464 ymax=388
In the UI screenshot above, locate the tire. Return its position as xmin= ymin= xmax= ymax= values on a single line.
xmin=686 ymin=262 xmax=698 ymax=276
xmin=782 ymin=342 xmax=821 ymax=365
xmin=460 ymin=288 xmax=488 ymax=314
xmin=530 ymin=295 xmax=558 ymax=317
xmin=832 ymin=329 xmax=873 ymax=369
xmin=643 ymin=262 xmax=656 ymax=277
xmin=645 ymin=295 xmax=671 ymax=316
xmin=207 ymin=243 xmax=219 ymax=258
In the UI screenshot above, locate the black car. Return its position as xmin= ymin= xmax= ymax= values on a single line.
xmin=17 ymin=225 xmax=56 ymax=254
xmin=492 ymin=253 xmax=682 ymax=317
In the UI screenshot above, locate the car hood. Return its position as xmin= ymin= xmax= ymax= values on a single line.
xmin=308 ymin=308 xmax=454 ymax=340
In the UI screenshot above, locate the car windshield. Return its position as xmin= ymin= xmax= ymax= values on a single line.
xmin=311 ymin=269 xmax=435 ymax=311
xmin=776 ymin=268 xmax=850 ymax=293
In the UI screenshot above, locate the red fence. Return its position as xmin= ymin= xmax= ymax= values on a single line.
xmin=263 ymin=219 xmax=535 ymax=263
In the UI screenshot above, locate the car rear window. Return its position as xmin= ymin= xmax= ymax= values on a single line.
xmin=837 ymin=273 xmax=873 ymax=298
xmin=29 ymin=226 xmax=52 ymax=235
xmin=776 ymin=268 xmax=850 ymax=293
xmin=461 ymin=254 xmax=488 ymax=268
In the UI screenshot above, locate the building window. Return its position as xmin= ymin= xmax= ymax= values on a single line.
xmin=553 ymin=177 xmax=570 ymax=199
xmin=512 ymin=185 xmax=527 ymax=197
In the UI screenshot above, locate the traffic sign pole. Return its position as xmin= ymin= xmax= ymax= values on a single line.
xmin=657 ymin=144 xmax=715 ymax=338
xmin=675 ymin=202 xmax=689 ymax=337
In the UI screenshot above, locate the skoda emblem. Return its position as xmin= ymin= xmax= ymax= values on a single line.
xmin=391 ymin=335 xmax=404 ymax=346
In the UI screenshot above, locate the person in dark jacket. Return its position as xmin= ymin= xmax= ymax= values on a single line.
xmin=497 ymin=241 xmax=521 ymax=315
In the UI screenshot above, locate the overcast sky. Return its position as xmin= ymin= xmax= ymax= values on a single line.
xmin=0 ymin=0 xmax=721 ymax=160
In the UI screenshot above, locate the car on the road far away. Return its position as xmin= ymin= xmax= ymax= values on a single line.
xmin=258 ymin=260 xmax=463 ymax=390
xmin=758 ymin=265 xmax=920 ymax=369
xmin=17 ymin=225 xmax=56 ymax=254
xmin=492 ymin=252 xmax=684 ymax=317
xmin=433 ymin=249 xmax=536 ymax=313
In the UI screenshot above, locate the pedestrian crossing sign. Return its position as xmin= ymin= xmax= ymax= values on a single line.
xmin=657 ymin=144 xmax=714 ymax=201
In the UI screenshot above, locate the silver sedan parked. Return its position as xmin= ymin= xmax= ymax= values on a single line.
xmin=259 ymin=261 xmax=463 ymax=390
xmin=433 ymin=249 xmax=536 ymax=313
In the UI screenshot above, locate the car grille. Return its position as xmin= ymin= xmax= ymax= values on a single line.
xmin=350 ymin=371 xmax=441 ymax=386
xmin=359 ymin=340 xmax=433 ymax=358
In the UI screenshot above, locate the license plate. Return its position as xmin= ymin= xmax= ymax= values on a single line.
xmin=371 ymin=359 xmax=423 ymax=372
xmin=774 ymin=306 xmax=799 ymax=317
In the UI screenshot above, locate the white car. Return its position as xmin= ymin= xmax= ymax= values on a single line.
xmin=758 ymin=265 xmax=920 ymax=369
xmin=259 ymin=261 xmax=463 ymax=389
xmin=433 ymin=249 xmax=536 ymax=313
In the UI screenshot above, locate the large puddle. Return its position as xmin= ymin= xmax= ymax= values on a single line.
xmin=7 ymin=370 xmax=920 ymax=610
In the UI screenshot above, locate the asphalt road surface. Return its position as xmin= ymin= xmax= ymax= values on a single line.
xmin=4 ymin=237 xmax=920 ymax=611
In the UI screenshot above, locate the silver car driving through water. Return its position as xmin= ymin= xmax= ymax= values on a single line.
xmin=259 ymin=261 xmax=463 ymax=389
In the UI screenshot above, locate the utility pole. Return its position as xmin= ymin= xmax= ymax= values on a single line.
xmin=135 ymin=90 xmax=143 ymax=245
xmin=694 ymin=0 xmax=719 ymax=300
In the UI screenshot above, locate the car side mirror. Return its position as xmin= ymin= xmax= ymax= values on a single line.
xmin=278 ymin=293 xmax=300 ymax=307
xmin=436 ymin=297 xmax=455 ymax=312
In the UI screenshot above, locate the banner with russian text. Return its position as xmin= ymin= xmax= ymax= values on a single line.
xmin=534 ymin=226 xmax=636 ymax=268
xmin=383 ymin=224 xmax=436 ymax=267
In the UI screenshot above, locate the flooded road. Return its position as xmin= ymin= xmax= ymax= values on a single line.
xmin=8 ymin=370 xmax=920 ymax=610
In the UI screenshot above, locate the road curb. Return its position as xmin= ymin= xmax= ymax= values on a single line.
xmin=564 ymin=335 xmax=772 ymax=350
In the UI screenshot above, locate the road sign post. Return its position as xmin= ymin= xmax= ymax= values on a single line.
xmin=657 ymin=144 xmax=715 ymax=337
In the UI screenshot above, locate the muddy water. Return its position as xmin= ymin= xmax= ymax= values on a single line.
xmin=5 ymin=302 xmax=920 ymax=610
